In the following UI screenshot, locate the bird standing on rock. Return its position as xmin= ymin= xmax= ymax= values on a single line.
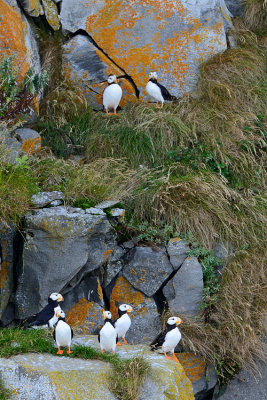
xmin=145 ymin=71 xmax=175 ymax=108
xmin=53 ymin=309 xmax=73 ymax=355
xmin=98 ymin=310 xmax=117 ymax=354
xmin=27 ymin=292 xmax=64 ymax=328
xmin=115 ymin=304 xmax=133 ymax=346
xmin=150 ymin=316 xmax=183 ymax=362
xmin=103 ymin=74 xmax=122 ymax=115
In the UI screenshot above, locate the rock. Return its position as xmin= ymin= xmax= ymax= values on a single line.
xmin=103 ymin=245 xmax=125 ymax=287
xmin=14 ymin=207 xmax=116 ymax=319
xmin=213 ymin=241 xmax=234 ymax=270
xmin=73 ymin=335 xmax=195 ymax=400
xmin=123 ymin=246 xmax=173 ymax=297
xmin=31 ymin=191 xmax=64 ymax=208
xmin=224 ymin=0 xmax=244 ymax=16
xmin=1 ymin=130 xmax=25 ymax=164
xmin=66 ymin=298 xmax=104 ymax=334
xmin=62 ymin=35 xmax=137 ymax=110
xmin=108 ymin=276 xmax=161 ymax=344
xmin=0 ymin=0 xmax=41 ymax=78
xmin=85 ymin=207 xmax=106 ymax=215
xmin=0 ymin=353 xmax=116 ymax=399
xmin=60 ymin=0 xmax=229 ymax=100
xmin=95 ymin=200 xmax=121 ymax=209
xmin=213 ymin=359 xmax=267 ymax=400
xmin=163 ymin=257 xmax=203 ymax=317
xmin=14 ymin=128 xmax=41 ymax=154
xmin=42 ymin=0 xmax=61 ymax=30
xmin=122 ymin=240 xmax=135 ymax=249
xmin=0 ymin=223 xmax=16 ymax=320
xmin=167 ymin=238 xmax=190 ymax=271
xmin=17 ymin=0 xmax=44 ymax=17
xmin=50 ymin=199 xmax=62 ymax=207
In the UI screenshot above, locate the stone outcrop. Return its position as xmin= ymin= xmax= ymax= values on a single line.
xmin=14 ymin=128 xmax=41 ymax=154
xmin=167 ymin=237 xmax=189 ymax=271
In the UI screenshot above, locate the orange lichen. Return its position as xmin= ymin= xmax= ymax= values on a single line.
xmin=21 ymin=137 xmax=41 ymax=154
xmin=42 ymin=0 xmax=60 ymax=31
xmin=110 ymin=276 xmax=145 ymax=318
xmin=104 ymin=249 xmax=113 ymax=261
xmin=0 ymin=261 xmax=10 ymax=290
xmin=176 ymin=352 xmax=206 ymax=382
xmin=66 ymin=297 xmax=93 ymax=326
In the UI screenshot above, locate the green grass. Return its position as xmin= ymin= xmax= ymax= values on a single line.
xmin=0 ymin=328 xmax=149 ymax=400
xmin=0 ymin=378 xmax=11 ymax=400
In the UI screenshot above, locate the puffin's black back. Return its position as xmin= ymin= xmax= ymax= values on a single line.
xmin=28 ymin=298 xmax=58 ymax=326
xmin=149 ymin=78 xmax=176 ymax=101
xmin=150 ymin=323 xmax=177 ymax=350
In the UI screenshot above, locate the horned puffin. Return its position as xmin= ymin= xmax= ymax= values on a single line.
xmin=98 ymin=310 xmax=117 ymax=354
xmin=103 ymin=74 xmax=122 ymax=115
xmin=145 ymin=72 xmax=175 ymax=108
xmin=114 ymin=304 xmax=133 ymax=345
xmin=27 ymin=293 xmax=64 ymax=328
xmin=53 ymin=309 xmax=73 ymax=355
xmin=150 ymin=316 xmax=183 ymax=362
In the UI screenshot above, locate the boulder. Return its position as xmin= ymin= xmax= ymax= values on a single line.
xmin=31 ymin=191 xmax=64 ymax=208
xmin=66 ymin=298 xmax=104 ymax=334
xmin=103 ymin=245 xmax=125 ymax=287
xmin=60 ymin=0 xmax=229 ymax=101
xmin=123 ymin=246 xmax=173 ymax=297
xmin=108 ymin=276 xmax=161 ymax=344
xmin=163 ymin=257 xmax=203 ymax=317
xmin=62 ymin=34 xmax=137 ymax=110
xmin=41 ymin=0 xmax=61 ymax=30
xmin=17 ymin=0 xmax=44 ymax=17
xmin=14 ymin=128 xmax=41 ymax=154
xmin=224 ymin=0 xmax=244 ymax=16
xmin=0 ymin=223 xmax=16 ymax=320
xmin=167 ymin=238 xmax=189 ymax=271
xmin=14 ymin=207 xmax=117 ymax=319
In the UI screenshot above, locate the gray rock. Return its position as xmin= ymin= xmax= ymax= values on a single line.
xmin=224 ymin=0 xmax=244 ymax=16
xmin=167 ymin=238 xmax=189 ymax=271
xmin=122 ymin=240 xmax=135 ymax=249
xmin=49 ymin=200 xmax=62 ymax=207
xmin=1 ymin=128 xmax=25 ymax=164
xmin=15 ymin=127 xmax=40 ymax=142
xmin=213 ymin=241 xmax=234 ymax=269
xmin=95 ymin=200 xmax=121 ymax=209
xmin=0 ymin=223 xmax=16 ymax=320
xmin=31 ymin=191 xmax=64 ymax=208
xmin=123 ymin=246 xmax=173 ymax=297
xmin=194 ymin=363 xmax=217 ymax=398
xmin=17 ymin=0 xmax=44 ymax=17
xmin=14 ymin=207 xmax=116 ymax=319
xmin=163 ymin=257 xmax=203 ymax=317
xmin=66 ymin=299 xmax=104 ymax=334
xmin=103 ymin=245 xmax=125 ymax=287
xmin=85 ymin=207 xmax=106 ymax=215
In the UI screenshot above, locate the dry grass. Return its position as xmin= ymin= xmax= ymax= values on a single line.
xmin=243 ymin=0 xmax=267 ymax=32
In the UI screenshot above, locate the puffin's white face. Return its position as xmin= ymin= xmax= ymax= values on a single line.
xmin=50 ymin=293 xmax=64 ymax=302
xmin=149 ymin=72 xmax=157 ymax=80
xmin=56 ymin=309 xmax=66 ymax=319
xmin=119 ymin=304 xmax=133 ymax=313
xmin=107 ymin=74 xmax=118 ymax=84
xmin=167 ymin=316 xmax=183 ymax=326
xmin=103 ymin=310 xmax=112 ymax=319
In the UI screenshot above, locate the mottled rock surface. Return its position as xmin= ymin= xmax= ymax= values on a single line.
xmin=17 ymin=0 xmax=44 ymax=17
xmin=66 ymin=298 xmax=104 ymax=334
xmin=14 ymin=128 xmax=41 ymax=154
xmin=163 ymin=257 xmax=203 ymax=317
xmin=123 ymin=246 xmax=173 ymax=297
xmin=108 ymin=276 xmax=161 ymax=344
xmin=167 ymin=238 xmax=189 ymax=271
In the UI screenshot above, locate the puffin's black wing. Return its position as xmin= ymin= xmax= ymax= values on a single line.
xmin=150 ymin=328 xmax=167 ymax=350
xmin=98 ymin=333 xmax=100 ymax=343
xmin=71 ymin=328 xmax=74 ymax=339
xmin=28 ymin=304 xmax=55 ymax=326
xmin=156 ymin=82 xmax=176 ymax=101
xmin=53 ymin=329 xmax=56 ymax=342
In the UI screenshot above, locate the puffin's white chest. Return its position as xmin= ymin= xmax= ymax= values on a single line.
xmin=162 ymin=328 xmax=181 ymax=353
xmin=115 ymin=314 xmax=131 ymax=338
xmin=55 ymin=320 xmax=72 ymax=347
xmin=100 ymin=322 xmax=117 ymax=351
xmin=145 ymin=81 xmax=164 ymax=103
xmin=48 ymin=306 xmax=61 ymax=328
xmin=103 ymin=84 xmax=122 ymax=109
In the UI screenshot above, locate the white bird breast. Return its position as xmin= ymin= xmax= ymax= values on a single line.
xmin=103 ymin=84 xmax=122 ymax=109
xmin=55 ymin=320 xmax=72 ymax=347
xmin=115 ymin=314 xmax=131 ymax=338
xmin=162 ymin=327 xmax=181 ymax=353
xmin=100 ymin=322 xmax=117 ymax=351
xmin=145 ymin=81 xmax=164 ymax=103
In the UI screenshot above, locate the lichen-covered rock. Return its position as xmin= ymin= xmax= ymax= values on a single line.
xmin=66 ymin=298 xmax=104 ymax=334
xmin=31 ymin=191 xmax=64 ymax=208
xmin=0 ymin=223 xmax=16 ymax=320
xmin=42 ymin=0 xmax=61 ymax=30
xmin=60 ymin=0 xmax=229 ymax=101
xmin=63 ymin=34 xmax=137 ymax=110
xmin=224 ymin=0 xmax=244 ymax=16
xmin=17 ymin=0 xmax=44 ymax=17
xmin=167 ymin=238 xmax=189 ymax=271
xmin=108 ymin=276 xmax=161 ymax=344
xmin=163 ymin=256 xmax=203 ymax=317
xmin=14 ymin=207 xmax=117 ymax=319
xmin=0 ymin=353 xmax=116 ymax=400
xmin=14 ymin=128 xmax=41 ymax=154
xmin=103 ymin=245 xmax=125 ymax=287
xmin=123 ymin=246 xmax=173 ymax=297
xmin=0 ymin=0 xmax=41 ymax=78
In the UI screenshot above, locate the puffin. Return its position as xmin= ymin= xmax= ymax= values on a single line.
xmin=27 ymin=293 xmax=64 ymax=328
xmin=103 ymin=74 xmax=122 ymax=115
xmin=98 ymin=310 xmax=117 ymax=354
xmin=145 ymin=72 xmax=175 ymax=108
xmin=114 ymin=304 xmax=133 ymax=346
xmin=53 ymin=309 xmax=73 ymax=355
xmin=150 ymin=316 xmax=183 ymax=362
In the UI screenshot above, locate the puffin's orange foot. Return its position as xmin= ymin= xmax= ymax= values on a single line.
xmin=160 ymin=103 xmax=164 ymax=108
xmin=57 ymin=349 xmax=64 ymax=355
xmin=113 ymin=108 xmax=117 ymax=115
xmin=67 ymin=350 xmax=72 ymax=354
xmin=172 ymin=353 xmax=179 ymax=363
xmin=116 ymin=342 xmax=122 ymax=346
xmin=101 ymin=349 xmax=104 ymax=353
xmin=122 ymin=338 xmax=129 ymax=345
xmin=112 ymin=351 xmax=115 ymax=355
xmin=156 ymin=102 xmax=160 ymax=109
xmin=164 ymin=352 xmax=172 ymax=361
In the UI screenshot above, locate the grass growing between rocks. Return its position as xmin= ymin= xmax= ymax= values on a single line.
xmin=0 ymin=328 xmax=149 ymax=400
xmin=0 ymin=378 xmax=11 ymax=400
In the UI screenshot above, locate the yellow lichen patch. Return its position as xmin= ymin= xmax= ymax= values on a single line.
xmin=104 ymin=249 xmax=113 ymax=261
xmin=66 ymin=297 xmax=93 ymax=327
xmin=176 ymin=352 xmax=206 ymax=383
xmin=21 ymin=137 xmax=41 ymax=154
xmin=97 ymin=278 xmax=103 ymax=301
xmin=27 ymin=0 xmax=43 ymax=16
xmin=42 ymin=0 xmax=61 ymax=31
xmin=0 ymin=260 xmax=10 ymax=290
xmin=0 ymin=0 xmax=30 ymax=80
xmin=109 ymin=276 xmax=145 ymax=318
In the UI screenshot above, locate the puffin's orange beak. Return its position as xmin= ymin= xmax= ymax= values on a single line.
xmin=116 ymin=77 xmax=119 ymax=83
xmin=59 ymin=295 xmax=64 ymax=302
